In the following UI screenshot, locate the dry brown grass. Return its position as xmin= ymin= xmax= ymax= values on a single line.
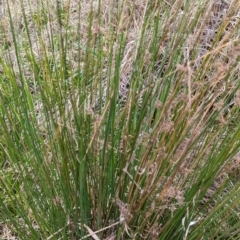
xmin=0 ymin=223 xmax=16 ymax=240
xmin=1 ymin=0 xmax=239 ymax=98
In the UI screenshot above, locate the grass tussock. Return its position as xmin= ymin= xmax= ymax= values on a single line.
xmin=1 ymin=0 xmax=240 ymax=239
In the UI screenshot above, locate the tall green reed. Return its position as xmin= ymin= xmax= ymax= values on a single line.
xmin=1 ymin=0 xmax=240 ymax=239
